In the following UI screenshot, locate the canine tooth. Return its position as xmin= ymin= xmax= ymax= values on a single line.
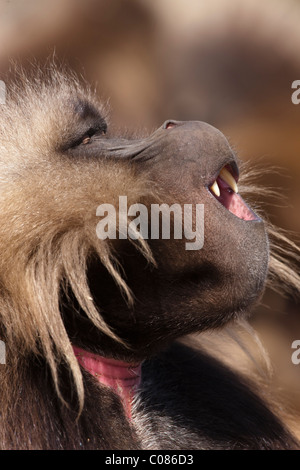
xmin=219 ymin=168 xmax=238 ymax=193
xmin=210 ymin=180 xmax=220 ymax=197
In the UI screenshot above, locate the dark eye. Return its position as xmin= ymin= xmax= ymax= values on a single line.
xmin=78 ymin=127 xmax=106 ymax=146
xmin=81 ymin=136 xmax=91 ymax=145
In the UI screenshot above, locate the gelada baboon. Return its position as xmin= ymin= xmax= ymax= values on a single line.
xmin=0 ymin=65 xmax=299 ymax=450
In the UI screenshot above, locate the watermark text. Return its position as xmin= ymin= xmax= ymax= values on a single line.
xmin=0 ymin=80 xmax=6 ymax=104
xmin=96 ymin=196 xmax=204 ymax=251
xmin=0 ymin=340 xmax=5 ymax=364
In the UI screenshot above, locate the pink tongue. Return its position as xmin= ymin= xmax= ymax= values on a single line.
xmin=217 ymin=177 xmax=258 ymax=221
xmin=226 ymin=192 xmax=258 ymax=221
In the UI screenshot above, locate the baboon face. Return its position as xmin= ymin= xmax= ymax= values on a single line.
xmin=0 ymin=74 xmax=269 ymax=360
xmin=63 ymin=109 xmax=269 ymax=358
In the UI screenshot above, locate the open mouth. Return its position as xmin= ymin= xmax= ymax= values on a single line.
xmin=209 ymin=165 xmax=259 ymax=221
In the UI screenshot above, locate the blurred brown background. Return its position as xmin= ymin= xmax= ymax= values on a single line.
xmin=1 ymin=0 xmax=300 ymax=431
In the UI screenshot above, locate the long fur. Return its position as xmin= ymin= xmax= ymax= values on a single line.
xmin=0 ymin=64 xmax=299 ymax=449
xmin=0 ymin=65 xmax=156 ymax=415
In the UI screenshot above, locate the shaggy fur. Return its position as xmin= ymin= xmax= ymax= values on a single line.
xmin=0 ymin=65 xmax=299 ymax=449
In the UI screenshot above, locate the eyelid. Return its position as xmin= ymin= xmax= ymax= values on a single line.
xmin=84 ymin=127 xmax=106 ymax=138
xmin=66 ymin=126 xmax=107 ymax=151
xmin=79 ymin=127 xmax=106 ymax=145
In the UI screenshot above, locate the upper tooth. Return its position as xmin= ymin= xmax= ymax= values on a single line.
xmin=219 ymin=168 xmax=238 ymax=193
xmin=210 ymin=180 xmax=220 ymax=197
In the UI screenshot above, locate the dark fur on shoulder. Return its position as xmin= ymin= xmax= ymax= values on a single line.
xmin=0 ymin=65 xmax=299 ymax=449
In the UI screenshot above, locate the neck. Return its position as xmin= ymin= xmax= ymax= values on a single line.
xmin=72 ymin=345 xmax=142 ymax=420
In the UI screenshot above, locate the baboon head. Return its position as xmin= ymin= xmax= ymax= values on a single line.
xmin=77 ymin=119 xmax=269 ymax=360
xmin=0 ymin=67 xmax=269 ymax=381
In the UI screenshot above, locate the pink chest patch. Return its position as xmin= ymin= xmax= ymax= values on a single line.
xmin=72 ymin=345 xmax=142 ymax=420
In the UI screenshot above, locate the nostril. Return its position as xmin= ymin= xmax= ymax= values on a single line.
xmin=163 ymin=120 xmax=179 ymax=130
